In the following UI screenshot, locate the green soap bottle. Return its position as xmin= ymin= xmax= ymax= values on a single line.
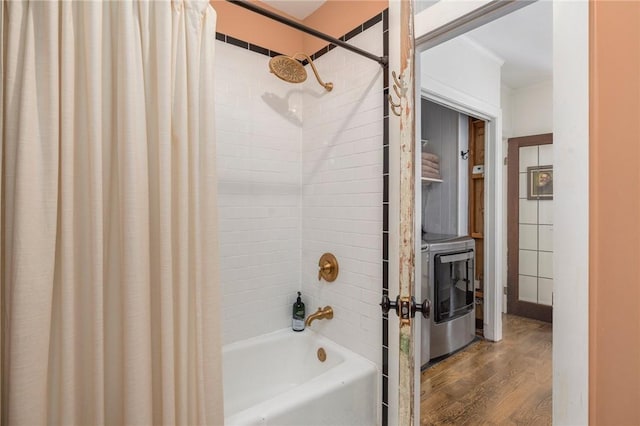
xmin=292 ymin=291 xmax=305 ymax=332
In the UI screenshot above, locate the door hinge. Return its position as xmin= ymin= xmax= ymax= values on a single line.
xmin=503 ymin=286 xmax=508 ymax=295
xmin=503 ymin=156 xmax=508 ymax=166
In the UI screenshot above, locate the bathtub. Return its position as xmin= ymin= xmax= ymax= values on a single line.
xmin=223 ymin=328 xmax=378 ymax=426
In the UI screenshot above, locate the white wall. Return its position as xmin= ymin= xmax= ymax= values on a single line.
xmin=510 ymin=80 xmax=553 ymax=137
xmin=415 ymin=0 xmax=440 ymax=15
xmin=553 ymin=1 xmax=589 ymax=423
xmin=301 ymin=22 xmax=383 ymax=364
xmin=421 ymin=36 xmax=503 ymax=110
xmin=501 ymin=85 xmax=514 ymax=138
xmin=214 ymin=42 xmax=302 ymax=344
xmin=500 ymin=86 xmax=513 ymax=312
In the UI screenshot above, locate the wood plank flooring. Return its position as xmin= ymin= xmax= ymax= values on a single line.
xmin=420 ymin=314 xmax=552 ymax=425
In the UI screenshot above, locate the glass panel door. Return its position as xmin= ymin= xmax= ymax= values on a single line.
xmin=434 ymin=251 xmax=474 ymax=323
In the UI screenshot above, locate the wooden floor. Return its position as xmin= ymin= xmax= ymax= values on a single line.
xmin=420 ymin=315 xmax=552 ymax=425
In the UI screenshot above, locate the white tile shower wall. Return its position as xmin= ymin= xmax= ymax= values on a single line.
xmin=301 ymin=23 xmax=384 ymax=364
xmin=215 ymin=42 xmax=302 ymax=344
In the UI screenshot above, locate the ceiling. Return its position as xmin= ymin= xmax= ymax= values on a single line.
xmin=464 ymin=0 xmax=553 ymax=89
xmin=261 ymin=0 xmax=326 ymax=20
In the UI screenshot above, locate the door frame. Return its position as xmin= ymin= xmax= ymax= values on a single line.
xmin=506 ymin=133 xmax=553 ymax=323
xmin=418 ymin=85 xmax=502 ymax=344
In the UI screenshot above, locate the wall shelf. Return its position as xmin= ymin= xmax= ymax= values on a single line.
xmin=421 ymin=177 xmax=443 ymax=183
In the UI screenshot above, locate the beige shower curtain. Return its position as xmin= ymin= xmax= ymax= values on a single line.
xmin=1 ymin=1 xmax=224 ymax=425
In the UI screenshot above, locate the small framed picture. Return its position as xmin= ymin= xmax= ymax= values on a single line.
xmin=527 ymin=165 xmax=553 ymax=200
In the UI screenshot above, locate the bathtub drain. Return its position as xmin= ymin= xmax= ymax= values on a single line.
xmin=317 ymin=347 xmax=326 ymax=362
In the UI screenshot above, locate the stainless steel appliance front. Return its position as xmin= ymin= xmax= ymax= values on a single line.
xmin=421 ymin=234 xmax=476 ymax=366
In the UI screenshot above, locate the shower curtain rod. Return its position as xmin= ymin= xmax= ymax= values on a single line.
xmin=225 ymin=0 xmax=388 ymax=67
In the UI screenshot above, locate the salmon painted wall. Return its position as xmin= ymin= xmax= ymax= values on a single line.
xmin=210 ymin=0 xmax=387 ymax=55
xmin=302 ymin=1 xmax=387 ymax=53
xmin=210 ymin=0 xmax=303 ymax=54
xmin=590 ymin=1 xmax=640 ymax=424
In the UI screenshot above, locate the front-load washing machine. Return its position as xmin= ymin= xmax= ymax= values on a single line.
xmin=421 ymin=233 xmax=476 ymax=367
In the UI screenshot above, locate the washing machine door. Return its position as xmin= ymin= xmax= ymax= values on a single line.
xmin=433 ymin=250 xmax=475 ymax=323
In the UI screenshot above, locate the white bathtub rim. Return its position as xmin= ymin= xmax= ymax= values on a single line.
xmin=223 ymin=327 xmax=379 ymax=425
xmin=224 ymin=357 xmax=376 ymax=425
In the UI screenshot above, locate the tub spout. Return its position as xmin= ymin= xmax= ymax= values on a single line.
xmin=305 ymin=306 xmax=333 ymax=327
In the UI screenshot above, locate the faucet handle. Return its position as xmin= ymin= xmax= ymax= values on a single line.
xmin=318 ymin=253 xmax=339 ymax=282
xmin=318 ymin=263 xmax=331 ymax=280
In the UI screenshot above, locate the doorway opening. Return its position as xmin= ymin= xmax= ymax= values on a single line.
xmin=507 ymin=133 xmax=554 ymax=323
xmin=415 ymin=1 xmax=554 ymax=423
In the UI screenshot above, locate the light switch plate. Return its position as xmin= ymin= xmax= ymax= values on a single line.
xmin=472 ymin=165 xmax=484 ymax=174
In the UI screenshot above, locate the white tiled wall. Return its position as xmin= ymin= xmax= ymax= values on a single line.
xmin=215 ymin=42 xmax=302 ymax=344
xmin=518 ymin=144 xmax=554 ymax=306
xmin=301 ymin=23 xmax=384 ymax=364
xmin=214 ymin=22 xmax=384 ymax=361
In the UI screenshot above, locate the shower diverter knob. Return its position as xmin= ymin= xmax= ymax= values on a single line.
xmin=318 ymin=253 xmax=339 ymax=282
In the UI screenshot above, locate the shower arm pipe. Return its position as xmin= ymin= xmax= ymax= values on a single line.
xmin=291 ymin=53 xmax=332 ymax=90
xmin=225 ymin=0 xmax=388 ymax=67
